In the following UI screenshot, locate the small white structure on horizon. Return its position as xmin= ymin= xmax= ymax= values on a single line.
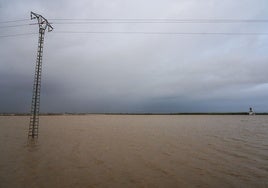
xmin=249 ymin=107 xmax=255 ymax=115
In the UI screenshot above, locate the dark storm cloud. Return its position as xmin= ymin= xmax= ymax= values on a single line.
xmin=1 ymin=0 xmax=268 ymax=113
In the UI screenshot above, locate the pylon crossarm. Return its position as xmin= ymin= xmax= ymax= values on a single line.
xmin=31 ymin=12 xmax=53 ymax=32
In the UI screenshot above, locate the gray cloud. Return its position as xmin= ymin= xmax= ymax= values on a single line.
xmin=1 ymin=0 xmax=268 ymax=113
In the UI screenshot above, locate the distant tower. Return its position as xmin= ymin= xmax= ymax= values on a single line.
xmin=28 ymin=12 xmax=53 ymax=138
xmin=249 ymin=107 xmax=255 ymax=115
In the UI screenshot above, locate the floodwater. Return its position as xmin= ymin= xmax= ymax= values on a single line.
xmin=0 ymin=115 xmax=267 ymax=188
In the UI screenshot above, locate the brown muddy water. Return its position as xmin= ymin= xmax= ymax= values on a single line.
xmin=0 ymin=115 xmax=267 ymax=188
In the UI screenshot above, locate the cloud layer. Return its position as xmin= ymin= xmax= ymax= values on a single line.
xmin=1 ymin=0 xmax=268 ymax=113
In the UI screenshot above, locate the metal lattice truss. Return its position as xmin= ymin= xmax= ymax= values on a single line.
xmin=28 ymin=12 xmax=53 ymax=138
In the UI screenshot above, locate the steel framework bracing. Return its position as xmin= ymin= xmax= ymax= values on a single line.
xmin=28 ymin=12 xmax=53 ymax=138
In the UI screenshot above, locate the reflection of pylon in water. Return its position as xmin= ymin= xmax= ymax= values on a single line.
xmin=28 ymin=12 xmax=53 ymax=138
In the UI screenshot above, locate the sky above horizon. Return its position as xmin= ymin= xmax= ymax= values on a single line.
xmin=1 ymin=0 xmax=268 ymax=113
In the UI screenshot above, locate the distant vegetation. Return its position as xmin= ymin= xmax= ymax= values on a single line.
xmin=1 ymin=112 xmax=268 ymax=116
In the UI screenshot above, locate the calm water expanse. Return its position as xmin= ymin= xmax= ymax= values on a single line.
xmin=0 ymin=115 xmax=267 ymax=188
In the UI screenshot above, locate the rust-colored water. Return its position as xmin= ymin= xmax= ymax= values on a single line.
xmin=0 ymin=115 xmax=267 ymax=187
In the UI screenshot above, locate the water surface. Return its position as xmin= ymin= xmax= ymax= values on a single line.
xmin=0 ymin=115 xmax=267 ymax=187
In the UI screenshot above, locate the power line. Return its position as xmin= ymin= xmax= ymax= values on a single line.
xmin=1 ymin=31 xmax=268 ymax=38
xmin=0 ymin=23 xmax=34 ymax=29
xmin=3 ymin=20 xmax=267 ymax=28
xmin=1 ymin=18 xmax=268 ymax=29
xmin=0 ymin=19 xmax=28 ymax=24
xmin=2 ymin=18 xmax=268 ymax=25
xmin=49 ymin=18 xmax=268 ymax=23
xmin=1 ymin=30 xmax=268 ymax=39
xmin=54 ymin=31 xmax=268 ymax=35
xmin=0 ymin=33 xmax=37 ymax=38
xmin=52 ymin=21 xmax=268 ymax=25
xmin=49 ymin=18 xmax=268 ymax=27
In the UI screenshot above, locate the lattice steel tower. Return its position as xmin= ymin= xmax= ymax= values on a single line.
xmin=28 ymin=12 xmax=53 ymax=138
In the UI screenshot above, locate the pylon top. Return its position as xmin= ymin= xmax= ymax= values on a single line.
xmin=31 ymin=12 xmax=53 ymax=32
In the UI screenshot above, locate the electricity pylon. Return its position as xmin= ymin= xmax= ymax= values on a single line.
xmin=28 ymin=12 xmax=53 ymax=138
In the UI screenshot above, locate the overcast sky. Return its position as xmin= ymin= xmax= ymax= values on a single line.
xmin=1 ymin=0 xmax=268 ymax=113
